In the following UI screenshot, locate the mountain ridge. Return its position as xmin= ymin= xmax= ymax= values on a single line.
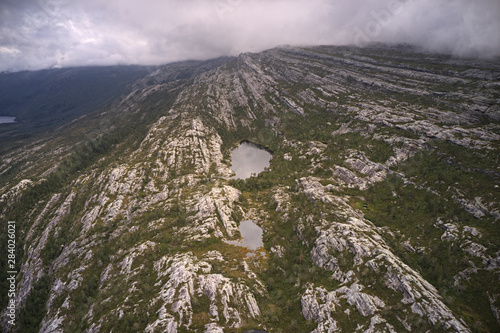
xmin=1 ymin=44 xmax=499 ymax=332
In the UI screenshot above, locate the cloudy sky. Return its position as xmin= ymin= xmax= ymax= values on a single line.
xmin=1 ymin=0 xmax=499 ymax=72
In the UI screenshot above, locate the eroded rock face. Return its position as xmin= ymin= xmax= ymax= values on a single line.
xmin=191 ymin=185 xmax=241 ymax=238
xmin=0 ymin=179 xmax=33 ymax=205
xmin=15 ymin=191 xmax=75 ymax=309
xmin=307 ymin=215 xmax=469 ymax=332
xmin=146 ymin=252 xmax=262 ymax=331
xmin=302 ymin=282 xmax=385 ymax=320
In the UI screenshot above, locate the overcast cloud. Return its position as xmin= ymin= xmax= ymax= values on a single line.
xmin=1 ymin=0 xmax=499 ymax=72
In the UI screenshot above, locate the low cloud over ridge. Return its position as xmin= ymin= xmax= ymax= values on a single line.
xmin=1 ymin=0 xmax=499 ymax=72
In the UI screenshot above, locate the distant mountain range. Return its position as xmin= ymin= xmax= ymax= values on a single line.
xmin=0 ymin=66 xmax=152 ymax=147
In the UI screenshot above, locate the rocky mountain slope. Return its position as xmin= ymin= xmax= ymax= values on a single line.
xmin=1 ymin=44 xmax=499 ymax=332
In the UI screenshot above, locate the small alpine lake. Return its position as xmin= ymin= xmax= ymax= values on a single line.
xmin=224 ymin=220 xmax=266 ymax=257
xmin=0 ymin=116 xmax=16 ymax=124
xmin=230 ymin=141 xmax=272 ymax=179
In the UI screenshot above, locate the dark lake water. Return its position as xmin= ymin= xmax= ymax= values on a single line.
xmin=0 ymin=116 xmax=16 ymax=124
xmin=230 ymin=142 xmax=272 ymax=179
xmin=225 ymin=220 xmax=264 ymax=251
